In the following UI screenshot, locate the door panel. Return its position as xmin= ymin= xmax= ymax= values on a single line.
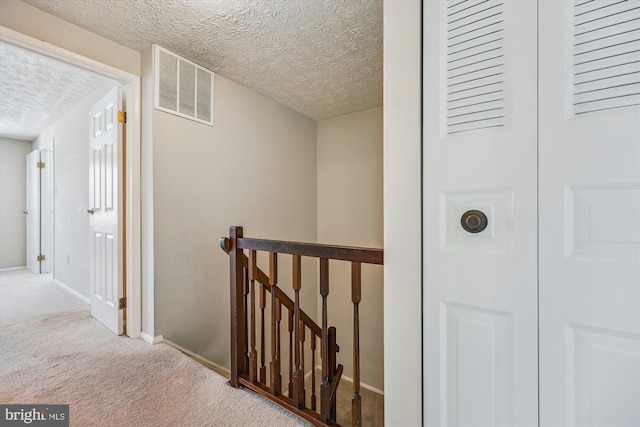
xmin=40 ymin=147 xmax=53 ymax=274
xmin=539 ymin=1 xmax=640 ymax=425
xmin=26 ymin=150 xmax=40 ymax=274
xmin=423 ymin=1 xmax=538 ymax=425
xmin=89 ymin=86 xmax=124 ymax=335
xmin=443 ymin=302 xmax=513 ymax=426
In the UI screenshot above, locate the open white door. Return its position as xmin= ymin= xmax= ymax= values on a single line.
xmin=40 ymin=146 xmax=54 ymax=274
xmin=89 ymin=86 xmax=124 ymax=335
xmin=423 ymin=1 xmax=538 ymax=425
xmin=26 ymin=150 xmax=41 ymax=274
xmin=539 ymin=1 xmax=640 ymax=425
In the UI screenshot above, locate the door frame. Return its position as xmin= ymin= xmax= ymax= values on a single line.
xmin=0 ymin=25 xmax=145 ymax=338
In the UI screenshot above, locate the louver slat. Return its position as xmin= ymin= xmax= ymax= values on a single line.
xmin=446 ymin=0 xmax=505 ymax=134
xmin=573 ymin=0 xmax=640 ymax=114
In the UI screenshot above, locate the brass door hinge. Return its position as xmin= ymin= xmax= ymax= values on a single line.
xmin=119 ymin=297 xmax=127 ymax=309
xmin=37 ymin=162 xmax=45 ymax=168
xmin=118 ymin=111 xmax=127 ymax=124
xmin=37 ymin=254 xmax=46 ymax=261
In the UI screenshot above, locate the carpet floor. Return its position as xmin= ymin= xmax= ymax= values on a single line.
xmin=0 ymin=269 xmax=312 ymax=427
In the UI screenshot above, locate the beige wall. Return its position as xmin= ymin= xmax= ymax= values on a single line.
xmin=34 ymin=81 xmax=117 ymax=296
xmin=0 ymin=1 xmax=140 ymax=77
xmin=317 ymin=107 xmax=384 ymax=391
xmin=383 ymin=0 xmax=423 ymax=425
xmin=0 ymin=137 xmax=33 ymax=269
xmin=152 ymin=70 xmax=318 ymax=369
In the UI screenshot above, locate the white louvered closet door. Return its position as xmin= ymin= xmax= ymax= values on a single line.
xmin=425 ymin=0 xmax=639 ymax=426
xmin=539 ymin=1 xmax=640 ymax=426
xmin=423 ymin=1 xmax=539 ymax=426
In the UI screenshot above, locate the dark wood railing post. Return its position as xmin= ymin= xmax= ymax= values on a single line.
xmin=275 ymin=299 xmax=283 ymax=393
xmin=319 ymin=257 xmax=331 ymax=423
xmin=229 ymin=226 xmax=245 ymax=388
xmin=269 ymin=253 xmax=281 ymax=396
xmin=328 ymin=326 xmax=339 ymax=422
xmin=243 ymin=266 xmax=250 ymax=373
xmin=351 ymin=262 xmax=362 ymax=427
xmin=300 ymin=320 xmax=306 ymax=407
xmin=259 ymin=281 xmax=267 ymax=384
xmin=288 ymin=309 xmax=294 ymax=397
xmin=248 ymin=250 xmax=258 ymax=383
xmin=292 ymin=254 xmax=304 ymax=408
xmin=311 ymin=333 xmax=317 ymax=411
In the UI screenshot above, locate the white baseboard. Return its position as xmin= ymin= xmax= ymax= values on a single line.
xmin=315 ymin=365 xmax=384 ymax=396
xmin=53 ymin=279 xmax=90 ymax=305
xmin=0 ymin=266 xmax=26 ymax=272
xmin=139 ymin=332 xmax=156 ymax=344
xmin=160 ymin=338 xmax=231 ymax=375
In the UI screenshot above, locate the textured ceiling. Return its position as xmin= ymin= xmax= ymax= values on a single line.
xmin=0 ymin=42 xmax=113 ymax=141
xmin=22 ymin=0 xmax=383 ymax=121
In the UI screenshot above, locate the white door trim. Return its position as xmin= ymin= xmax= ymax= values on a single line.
xmin=0 ymin=25 xmax=145 ymax=339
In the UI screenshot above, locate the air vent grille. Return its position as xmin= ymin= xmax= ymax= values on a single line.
xmin=573 ymin=0 xmax=640 ymax=114
xmin=155 ymin=45 xmax=214 ymax=126
xmin=446 ymin=0 xmax=506 ymax=134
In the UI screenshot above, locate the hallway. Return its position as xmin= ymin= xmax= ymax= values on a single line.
xmin=0 ymin=269 xmax=311 ymax=426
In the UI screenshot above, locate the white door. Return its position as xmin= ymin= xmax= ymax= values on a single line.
xmin=40 ymin=146 xmax=54 ymax=274
xmin=539 ymin=1 xmax=640 ymax=426
xmin=26 ymin=150 xmax=41 ymax=274
xmin=89 ymin=86 xmax=124 ymax=335
xmin=423 ymin=1 xmax=538 ymax=425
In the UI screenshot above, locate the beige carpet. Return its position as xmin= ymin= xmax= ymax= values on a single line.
xmin=0 ymin=269 xmax=312 ymax=427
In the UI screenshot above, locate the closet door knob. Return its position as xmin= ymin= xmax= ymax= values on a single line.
xmin=461 ymin=210 xmax=488 ymax=233
xmin=87 ymin=209 xmax=95 ymax=215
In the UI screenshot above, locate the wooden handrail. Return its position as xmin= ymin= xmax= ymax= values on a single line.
xmin=221 ymin=226 xmax=382 ymax=427
xmin=237 ymin=237 xmax=383 ymax=265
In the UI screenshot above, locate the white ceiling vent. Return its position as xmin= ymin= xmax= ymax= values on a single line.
xmin=154 ymin=45 xmax=214 ymax=126
xmin=573 ymin=0 xmax=640 ymax=114
xmin=446 ymin=0 xmax=506 ymax=134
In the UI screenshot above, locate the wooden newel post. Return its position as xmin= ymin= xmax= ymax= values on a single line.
xmin=229 ymin=226 xmax=245 ymax=388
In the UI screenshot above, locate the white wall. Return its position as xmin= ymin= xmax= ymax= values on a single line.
xmin=141 ymin=46 xmax=155 ymax=340
xmin=33 ymin=81 xmax=117 ymax=296
xmin=383 ymin=0 xmax=422 ymax=425
xmin=152 ymin=69 xmax=318 ymax=369
xmin=317 ymin=107 xmax=384 ymax=391
xmin=0 ymin=1 xmax=140 ymax=77
xmin=0 ymin=137 xmax=33 ymax=269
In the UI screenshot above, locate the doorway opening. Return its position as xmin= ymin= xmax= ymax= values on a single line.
xmin=0 ymin=26 xmax=143 ymax=338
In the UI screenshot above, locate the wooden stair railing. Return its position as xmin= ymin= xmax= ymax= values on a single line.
xmin=220 ymin=226 xmax=383 ymax=427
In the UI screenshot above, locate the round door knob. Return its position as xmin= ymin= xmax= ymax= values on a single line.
xmin=87 ymin=209 xmax=95 ymax=215
xmin=461 ymin=210 xmax=488 ymax=233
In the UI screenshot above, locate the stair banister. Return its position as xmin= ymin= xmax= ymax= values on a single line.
xmin=220 ymin=226 xmax=383 ymax=427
